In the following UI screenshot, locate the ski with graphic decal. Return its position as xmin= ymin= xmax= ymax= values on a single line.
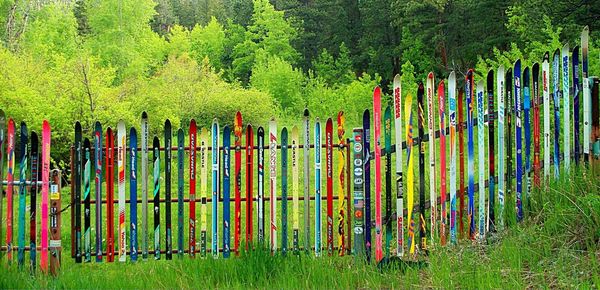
xmin=487 ymin=70 xmax=496 ymax=233
xmin=141 ymin=112 xmax=149 ymax=260
xmin=552 ymin=49 xmax=561 ymax=179
xmin=257 ymin=126 xmax=265 ymax=246
xmin=352 ymin=127 xmax=365 ymax=258
xmin=281 ymin=127 xmax=288 ymax=255
xmin=384 ymin=106 xmax=392 ymax=257
xmin=438 ymin=80 xmax=447 ymax=245
xmin=476 ymin=81 xmax=486 ymax=240
xmin=30 ymin=132 xmax=40 ymax=268
xmin=189 ymin=120 xmax=197 ymax=257
xmin=153 ymin=136 xmax=160 ymax=260
xmin=164 ymin=120 xmax=172 ymax=260
xmin=425 ymin=73 xmax=437 ymax=245
xmin=543 ymin=52 xmax=551 ymax=180
xmin=562 ymin=44 xmax=570 ymax=173
xmin=362 ymin=110 xmax=371 ymax=261
xmin=514 ymin=60 xmax=523 ymax=223
xmin=303 ymin=109 xmax=311 ymax=253
xmin=234 ymin=112 xmax=242 ymax=255
xmin=506 ymin=67 xmax=513 ymax=227
xmin=582 ymin=27 xmax=590 ymax=164
xmin=533 ymin=63 xmax=541 ymax=188
xmin=336 ymin=112 xmax=346 ymax=256
xmin=314 ymin=119 xmax=322 ymax=256
xmin=177 ymin=128 xmax=184 ymax=258
xmin=17 ymin=122 xmax=28 ymax=267
xmin=466 ymin=70 xmax=475 ymax=240
xmin=392 ymin=75 xmax=404 ymax=255
xmin=106 ymin=127 xmax=115 ymax=262
xmin=326 ymin=118 xmax=333 ymax=256
xmin=40 ymin=121 xmax=50 ymax=273
xmin=405 ymin=92 xmax=415 ymax=254
xmin=573 ymin=47 xmax=580 ymax=166
xmin=0 ymin=110 xmax=4 ymax=261
xmin=246 ymin=124 xmax=254 ymax=249
xmin=524 ymin=67 xmax=532 ymax=213
xmin=223 ymin=125 xmax=231 ymax=258
xmin=130 ymin=128 xmax=138 ymax=261
xmin=94 ymin=122 xmax=103 ymax=261
xmin=458 ymin=87 xmax=466 ymax=239
xmin=448 ymin=72 xmax=458 ymax=244
xmin=74 ymin=122 xmax=82 ymax=263
xmin=292 ymin=126 xmax=300 ymax=254
xmin=373 ymin=87 xmax=383 ymax=262
xmin=117 ymin=120 xmax=126 ymax=262
xmin=497 ymin=65 xmax=506 ymax=230
xmin=417 ymin=82 xmax=428 ymax=253
xmin=6 ymin=119 xmax=14 ymax=262
xmin=212 ymin=120 xmax=220 ymax=258
xmin=201 ymin=127 xmax=208 ymax=257
xmin=269 ymin=119 xmax=277 ymax=254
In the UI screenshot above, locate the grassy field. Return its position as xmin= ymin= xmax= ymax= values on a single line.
xmin=1 ymin=166 xmax=598 ymax=288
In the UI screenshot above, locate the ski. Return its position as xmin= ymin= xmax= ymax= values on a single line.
xmin=438 ymin=80 xmax=447 ymax=245
xmin=177 ymin=128 xmax=184 ymax=258
xmin=223 ymin=125 xmax=231 ymax=258
xmin=514 ymin=60 xmax=523 ymax=223
xmin=392 ymin=75 xmax=404 ymax=255
xmin=487 ymin=70 xmax=496 ymax=233
xmin=476 ymin=80 xmax=486 ymax=240
xmin=326 ymin=118 xmax=334 ymax=255
xmin=234 ymin=112 xmax=242 ymax=255
xmin=189 ymin=120 xmax=197 ymax=258
xmin=417 ymin=81 xmax=428 ymax=252
xmin=141 ymin=112 xmax=149 ymax=260
xmin=497 ymin=65 xmax=506 ymax=230
xmin=524 ymin=67 xmax=532 ymax=212
xmin=212 ymin=119 xmax=220 ymax=258
xmin=466 ymin=69 xmax=475 ymax=240
xmin=352 ymin=127 xmax=365 ymax=257
xmin=201 ymin=127 xmax=208 ymax=257
xmin=552 ymin=49 xmax=561 ymax=179
xmin=82 ymin=137 xmax=91 ymax=262
xmin=40 ymin=120 xmax=50 ymax=273
xmin=543 ymin=52 xmax=551 ymax=180
xmin=269 ymin=119 xmax=277 ymax=253
xmin=6 ymin=119 xmax=14 ymax=262
xmin=425 ymin=73 xmax=437 ymax=244
xmin=106 ymin=127 xmax=115 ymax=262
xmin=117 ymin=120 xmax=126 ymax=262
xmin=246 ymin=124 xmax=254 ymax=249
xmin=384 ymin=106 xmax=392 ymax=256
xmin=49 ymin=131 xmax=60 ymax=276
xmin=533 ymin=63 xmax=541 ymax=188
xmin=0 ymin=110 xmax=4 ymax=261
xmin=94 ymin=121 xmax=103 ymax=262
xmin=458 ymin=88 xmax=466 ymax=239
xmin=337 ymin=112 xmax=346 ymax=256
xmin=74 ymin=121 xmax=82 ymax=263
xmin=164 ymin=120 xmax=172 ymax=260
xmin=573 ymin=47 xmax=580 ymax=166
xmin=506 ymin=67 xmax=513 ymax=227
xmin=303 ymin=109 xmax=311 ymax=254
xmin=593 ymin=78 xmax=600 ymax=160
xmin=292 ymin=126 xmax=300 ymax=254
xmin=404 ymin=92 xmax=415 ymax=254
xmin=448 ymin=72 xmax=458 ymax=244
xmin=314 ymin=118 xmax=322 ymax=256
xmin=130 ymin=128 xmax=138 ymax=261
xmin=281 ymin=127 xmax=289 ymax=255
xmin=373 ymin=86 xmax=383 ymax=262
xmin=562 ymin=44 xmax=570 ymax=173
xmin=153 ymin=136 xmax=160 ymax=260
xmin=362 ymin=110 xmax=372 ymax=261
xmin=582 ymin=27 xmax=590 ymax=164
xmin=17 ymin=122 xmax=28 ymax=267
xmin=30 ymin=132 xmax=40 ymax=268
xmin=257 ymin=126 xmax=265 ymax=246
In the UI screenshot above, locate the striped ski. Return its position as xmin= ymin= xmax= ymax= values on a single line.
xmin=543 ymin=52 xmax=551 ymax=180
xmin=0 ymin=111 xmax=4 ymax=262
xmin=448 ymin=72 xmax=458 ymax=244
xmin=458 ymin=88 xmax=466 ymax=239
xmin=438 ymin=80 xmax=447 ymax=245
xmin=524 ymin=67 xmax=532 ymax=212
xmin=392 ymin=74 xmax=404 ymax=255
xmin=533 ymin=63 xmax=542 ymax=188
xmin=405 ymin=92 xmax=415 ymax=254
xmin=326 ymin=118 xmax=334 ymax=255
xmin=352 ymin=127 xmax=365 ymax=257
xmin=84 ymin=137 xmax=92 ymax=261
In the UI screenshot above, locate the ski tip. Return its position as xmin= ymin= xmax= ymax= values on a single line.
xmin=118 ymin=120 xmax=126 ymax=130
xmin=337 ymin=111 xmax=345 ymax=128
xmin=84 ymin=137 xmax=91 ymax=147
xmin=257 ymin=126 xmax=264 ymax=134
xmin=303 ymin=108 xmax=309 ymax=117
xmin=373 ymin=86 xmax=381 ymax=96
xmin=438 ymin=79 xmax=445 ymax=91
xmin=142 ymin=111 xmax=148 ymax=119
xmin=75 ymin=121 xmax=81 ymax=131
xmin=246 ymin=123 xmax=253 ymax=131
xmin=573 ymin=45 xmax=580 ymax=54
xmin=177 ymin=127 xmax=183 ymax=134
xmin=235 ymin=111 xmax=242 ymax=122
xmin=514 ymin=59 xmax=521 ymax=67
xmin=449 ymin=71 xmax=455 ymax=82
xmin=562 ymin=43 xmax=569 ymax=53
xmin=553 ymin=48 xmax=560 ymax=57
xmin=326 ymin=118 xmax=333 ymax=127
xmin=165 ymin=119 xmax=171 ymax=128
xmin=477 ymin=80 xmax=484 ymax=92
xmin=497 ymin=65 xmax=505 ymax=76
xmin=363 ymin=108 xmax=370 ymax=117
xmin=393 ymin=74 xmax=401 ymax=87
xmin=487 ymin=69 xmax=493 ymax=82
xmin=190 ymin=118 xmax=196 ymax=127
xmin=130 ymin=127 xmax=137 ymax=137
xmin=212 ymin=118 xmax=219 ymax=126
xmin=153 ymin=135 xmax=160 ymax=146
xmin=223 ymin=125 xmax=231 ymax=136
xmin=428 ymin=71 xmax=434 ymax=79
xmin=282 ymin=127 xmax=288 ymax=136
xmin=43 ymin=119 xmax=50 ymax=131
xmin=543 ymin=51 xmax=550 ymax=61
xmin=20 ymin=121 xmax=27 ymax=130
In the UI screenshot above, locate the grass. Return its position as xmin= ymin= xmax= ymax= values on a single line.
xmin=1 ymin=165 xmax=598 ymax=288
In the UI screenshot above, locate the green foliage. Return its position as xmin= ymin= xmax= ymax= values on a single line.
xmin=250 ymin=53 xmax=304 ymax=112
xmin=190 ymin=17 xmax=226 ymax=71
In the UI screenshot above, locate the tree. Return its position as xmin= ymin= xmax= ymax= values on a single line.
xmin=190 ymin=17 xmax=225 ymax=70
xmin=250 ymin=53 xmax=304 ymax=111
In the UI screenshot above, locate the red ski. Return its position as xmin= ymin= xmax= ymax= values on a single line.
xmin=189 ymin=120 xmax=197 ymax=257
xmin=438 ymin=81 xmax=447 ymax=245
xmin=106 ymin=127 xmax=115 ymax=262
xmin=373 ymin=87 xmax=383 ymax=262
xmin=234 ymin=112 xmax=242 ymax=255
xmin=246 ymin=124 xmax=254 ymax=249
xmin=326 ymin=118 xmax=334 ymax=255
xmin=40 ymin=121 xmax=50 ymax=273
